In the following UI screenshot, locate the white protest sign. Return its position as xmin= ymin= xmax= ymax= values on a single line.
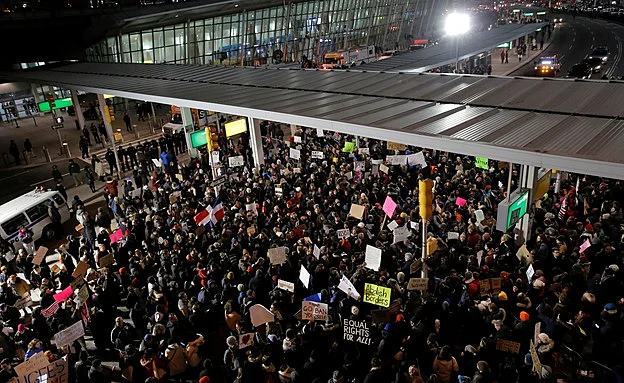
xmin=245 ymin=203 xmax=257 ymax=215
xmin=228 ymin=155 xmax=244 ymax=167
xmin=151 ymin=158 xmax=161 ymax=167
xmin=313 ymin=244 xmax=321 ymax=260
xmin=393 ymin=226 xmax=410 ymax=244
xmin=337 ymin=229 xmax=350 ymax=239
xmin=311 ymin=150 xmax=324 ymax=159
xmin=277 ymin=279 xmax=295 ymax=292
xmin=338 ymin=275 xmax=360 ymax=299
xmin=354 ymin=161 xmax=365 ymax=171
xmin=249 ymin=304 xmax=275 ymax=327
xmin=53 ymin=321 xmax=85 ymax=348
xmin=475 ymin=209 xmax=485 ymax=223
xmin=302 ymin=301 xmax=328 ymax=321
xmin=365 ymin=245 xmax=382 ymax=271
xmin=448 ymin=232 xmax=459 ymax=240
xmin=294 ymin=136 xmax=302 ymax=143
xmin=317 ymin=128 xmax=324 ymax=137
xmin=526 ymin=264 xmax=535 ymax=281
xmin=407 ymin=151 xmax=427 ymax=167
xmin=289 ymin=148 xmax=301 ymax=160
xmin=343 ymin=318 xmax=372 ymax=345
xmin=14 ymin=351 xmax=49 ymax=378
xmin=359 ymin=147 xmax=370 ymax=155
xmin=300 ymin=265 xmax=311 ymax=288
xmin=14 ymin=293 xmax=33 ymax=309
xmin=387 ymin=220 xmax=399 ymax=231
xmin=410 ymin=221 xmax=419 ymax=230
xmin=379 ymin=164 xmax=389 ymax=174
xmin=239 ymin=332 xmax=255 ymax=349
xmin=268 ymin=247 xmax=287 ymax=265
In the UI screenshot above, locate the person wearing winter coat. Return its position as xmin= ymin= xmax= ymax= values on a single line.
xmin=471 ymin=361 xmax=491 ymax=383
xmin=432 ymin=346 xmax=459 ymax=383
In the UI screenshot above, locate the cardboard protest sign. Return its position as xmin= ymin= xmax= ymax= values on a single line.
xmin=359 ymin=147 xmax=370 ymax=155
xmin=480 ymin=279 xmax=491 ymax=295
xmin=99 ymin=253 xmax=115 ymax=268
xmin=14 ymin=293 xmax=33 ymax=309
xmin=497 ymin=339 xmax=521 ymax=354
xmin=77 ymin=284 xmax=90 ymax=304
xmin=410 ymin=259 xmax=422 ymax=275
xmin=407 ymin=278 xmax=428 ymax=291
xmin=71 ymin=261 xmax=89 ymax=279
xmin=534 ymin=322 xmax=541 ymax=347
xmin=249 ymin=304 xmax=275 ymax=327
xmin=337 ymin=229 xmax=350 ymax=239
xmin=349 ymin=204 xmax=365 ymax=219
xmin=299 ymin=265 xmax=311 ymax=288
xmin=228 ymin=155 xmax=244 ymax=167
xmin=239 ymin=333 xmax=255 ymax=349
xmin=302 ymin=301 xmax=328 ymax=321
xmin=516 ymin=244 xmax=531 ymax=261
xmin=268 ymin=247 xmax=287 ymax=265
xmin=383 ymin=196 xmax=397 ymax=217
xmin=337 ymin=275 xmax=360 ymax=299
xmin=530 ymin=340 xmax=543 ymax=377
xmin=53 ymin=286 xmax=73 ymax=303
xmin=379 ymin=164 xmax=389 ymax=174
xmin=70 ymin=277 xmax=85 ymax=292
xmin=277 ymin=279 xmax=295 ymax=292
xmin=289 ymin=148 xmax=301 ymax=160
xmin=53 ymin=321 xmax=85 ymax=348
xmin=387 ymin=142 xmax=407 ymax=151
xmin=490 ymin=277 xmax=502 ymax=293
xmin=14 ymin=351 xmax=48 ymax=380
xmin=371 ymin=309 xmax=391 ymax=324
xmin=364 ymin=245 xmax=382 ymax=271
xmin=343 ymin=318 xmax=372 ymax=345
xmin=32 ymin=246 xmax=48 ymax=265
xmin=363 ymin=283 xmax=391 ymax=307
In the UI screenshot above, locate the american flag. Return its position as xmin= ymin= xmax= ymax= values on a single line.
xmin=41 ymin=301 xmax=59 ymax=318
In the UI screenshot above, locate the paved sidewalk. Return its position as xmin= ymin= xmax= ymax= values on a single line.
xmin=490 ymin=29 xmax=556 ymax=76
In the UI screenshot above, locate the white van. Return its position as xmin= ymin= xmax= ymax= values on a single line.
xmin=0 ymin=189 xmax=70 ymax=246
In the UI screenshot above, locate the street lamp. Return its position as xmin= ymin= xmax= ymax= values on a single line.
xmin=445 ymin=13 xmax=470 ymax=73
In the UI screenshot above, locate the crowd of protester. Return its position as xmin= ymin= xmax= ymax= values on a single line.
xmin=0 ymin=121 xmax=622 ymax=383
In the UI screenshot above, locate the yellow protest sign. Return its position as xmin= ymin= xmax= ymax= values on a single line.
xmin=363 ymin=283 xmax=391 ymax=307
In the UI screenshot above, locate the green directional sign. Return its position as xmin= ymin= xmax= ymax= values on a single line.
xmin=38 ymin=97 xmax=73 ymax=112
xmin=475 ymin=157 xmax=489 ymax=170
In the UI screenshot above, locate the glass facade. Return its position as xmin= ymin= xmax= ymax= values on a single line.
xmin=86 ymin=0 xmax=441 ymax=66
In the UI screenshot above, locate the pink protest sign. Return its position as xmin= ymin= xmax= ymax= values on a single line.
xmin=383 ymin=196 xmax=397 ymax=218
xmin=456 ymin=197 xmax=467 ymax=207
xmin=109 ymin=229 xmax=123 ymax=244
xmin=53 ymin=286 xmax=73 ymax=303
xmin=580 ymin=239 xmax=591 ymax=254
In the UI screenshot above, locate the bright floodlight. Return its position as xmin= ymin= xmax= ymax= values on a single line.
xmin=445 ymin=13 xmax=470 ymax=36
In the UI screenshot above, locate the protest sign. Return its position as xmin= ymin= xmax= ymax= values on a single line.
xmin=54 ymin=321 xmax=85 ymax=348
xmin=293 ymin=135 xmax=302 ymax=143
xmin=407 ymin=278 xmax=428 ymax=291
xmin=480 ymin=279 xmax=491 ymax=295
xmin=32 ymin=246 xmax=48 ymax=265
xmin=289 ymin=148 xmax=301 ymax=160
xmin=245 ymin=203 xmax=257 ymax=215
xmin=534 ymin=322 xmax=541 ymax=347
xmin=383 ymin=196 xmax=397 ymax=217
xmin=526 ymin=264 xmax=535 ymax=281
xmin=407 ymin=151 xmax=427 ymax=167
xmin=354 ymin=161 xmax=365 ymax=171
xmin=379 ymin=164 xmax=389 ymax=174
xmin=337 ymin=275 xmax=360 ymax=299
xmin=580 ymin=239 xmax=591 ymax=253
xmin=25 ymin=358 xmax=69 ymax=383
xmin=363 ymin=283 xmax=391 ymax=307
xmin=342 ymin=142 xmax=355 ymax=153
xmin=70 ymin=277 xmax=85 ymax=291
xmin=277 ymin=279 xmax=295 ymax=292
xmin=490 ymin=277 xmax=502 ymax=293
xmin=516 ymin=244 xmax=531 ymax=261
xmin=387 ymin=142 xmax=406 ymax=151
xmin=349 ymin=204 xmax=365 ymax=219
xmin=393 ymin=226 xmax=410 ymax=243
xmin=151 ymin=158 xmax=161 ymax=167
xmin=228 ymin=155 xmax=244 ymax=167
xmin=317 ymin=128 xmax=324 ymax=137
xmin=475 ymin=209 xmax=485 ymax=223
xmin=343 ymin=318 xmax=372 ymax=345
xmin=410 ymin=259 xmax=422 ymax=274
xmin=313 ymin=245 xmax=321 ymax=260
xmin=337 ymin=229 xmax=350 ymax=239
xmin=30 ymin=288 xmax=41 ymax=303
xmin=386 ymin=155 xmax=407 ymax=166
xmin=109 ymin=229 xmax=123 ymax=244
xmin=496 ymin=339 xmax=521 ymax=354
xmin=456 ymin=197 xmax=467 ymax=207
xmin=530 ymin=340 xmax=543 ymax=377
xmin=311 ymin=150 xmax=324 ymax=159
xmin=302 ymin=301 xmax=328 ymax=321
xmin=14 ymin=293 xmax=33 ymax=309
xmin=77 ymin=284 xmax=89 ymax=304
xmin=476 ymin=157 xmax=489 ymax=170
xmin=299 ymin=265 xmax=311 ymax=288
xmin=364 ymin=245 xmax=382 ymax=271
xmin=72 ymin=261 xmax=89 ymax=279
xmin=249 ymin=304 xmax=274 ymax=327
xmin=239 ymin=333 xmax=255 ymax=349
xmin=268 ymin=247 xmax=286 ymax=265
xmin=99 ymin=253 xmax=115 ymax=268
xmin=447 ymin=232 xmax=459 ymax=240
xmin=14 ymin=351 xmax=49 ymax=380
xmin=387 ymin=220 xmax=398 ymax=231
xmin=359 ymin=147 xmax=370 ymax=155
xmin=53 ymin=286 xmax=73 ymax=303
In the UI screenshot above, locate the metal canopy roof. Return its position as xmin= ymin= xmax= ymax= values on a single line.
xmin=363 ymin=22 xmax=547 ymax=73
xmin=2 ymin=63 xmax=624 ymax=179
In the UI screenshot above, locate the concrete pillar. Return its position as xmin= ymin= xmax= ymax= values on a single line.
xmin=180 ymin=107 xmax=195 ymax=156
xmin=70 ymin=89 xmax=85 ymax=130
xmin=31 ymin=84 xmax=42 ymax=104
xmin=97 ymin=93 xmax=122 ymax=178
xmin=248 ymin=117 xmax=264 ymax=168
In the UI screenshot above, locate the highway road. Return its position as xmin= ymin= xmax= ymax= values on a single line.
xmin=509 ymin=15 xmax=624 ymax=78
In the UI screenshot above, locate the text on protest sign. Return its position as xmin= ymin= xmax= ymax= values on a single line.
xmin=393 ymin=226 xmax=410 ymax=243
xmin=364 ymin=245 xmax=382 ymax=272
xmin=268 ymin=247 xmax=287 ymax=265
xmin=14 ymin=351 xmax=49 ymax=379
xmin=343 ymin=318 xmax=372 ymax=345
xmin=406 ymin=278 xmax=428 ymax=291
xmin=21 ymin=357 xmax=68 ymax=383
xmin=363 ymin=283 xmax=391 ymax=307
xmin=228 ymin=155 xmax=244 ymax=167
xmin=311 ymin=151 xmax=324 ymax=159
xmin=54 ymin=321 xmax=85 ymax=348
xmin=289 ymin=148 xmax=301 ymax=160
xmin=277 ymin=279 xmax=295 ymax=292
xmin=302 ymin=301 xmax=328 ymax=321
xmin=337 ymin=275 xmax=360 ymax=300
xmin=336 ymin=229 xmax=350 ymax=239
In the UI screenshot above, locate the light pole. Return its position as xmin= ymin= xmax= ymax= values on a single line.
xmin=445 ymin=13 xmax=470 ymax=73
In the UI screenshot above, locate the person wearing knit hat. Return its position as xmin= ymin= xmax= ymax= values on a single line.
xmin=199 ymin=376 xmax=211 ymax=383
xmin=498 ymin=292 xmax=508 ymax=301
xmin=519 ymin=311 xmax=530 ymax=321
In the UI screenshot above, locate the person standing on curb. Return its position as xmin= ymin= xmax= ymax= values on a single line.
xmin=68 ymin=159 xmax=83 ymax=187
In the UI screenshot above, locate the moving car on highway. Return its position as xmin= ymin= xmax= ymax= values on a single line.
xmin=588 ymin=46 xmax=610 ymax=62
xmin=567 ymin=62 xmax=592 ymax=79
xmin=583 ymin=57 xmax=604 ymax=73
xmin=534 ymin=56 xmax=561 ymax=77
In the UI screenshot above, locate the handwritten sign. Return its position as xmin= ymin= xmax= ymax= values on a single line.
xmin=343 ymin=318 xmax=371 ymax=345
xmin=410 ymin=259 xmax=422 ymax=274
xmin=490 ymin=277 xmax=502 ymax=293
xmin=496 ymin=338 xmax=521 ymax=354
xmin=530 ymin=340 xmax=543 ymax=377
xmin=249 ymin=304 xmax=275 ymax=327
xmin=228 ymin=155 xmax=244 ymax=167
xmin=363 ymin=283 xmax=391 ymax=307
xmin=71 ymin=261 xmax=89 ymax=279
xmin=311 ymin=150 xmax=324 ymax=159
xmin=313 ymin=245 xmax=321 ymax=260
xmin=393 ymin=226 xmax=410 ymax=243
xmin=475 ymin=157 xmax=489 ymax=170
xmin=337 ymin=229 xmax=350 ymax=239
xmin=289 ymin=148 xmax=301 ymax=160
xmin=239 ymin=332 xmax=255 ymax=349
xmin=387 ymin=142 xmax=407 ymax=151
xmin=302 ymin=301 xmax=328 ymax=321
xmin=526 ymin=264 xmax=535 ymax=281
xmin=342 ymin=142 xmax=355 ymax=153
xmin=14 ymin=351 xmax=49 ymax=380
xmin=349 ymin=204 xmax=365 ymax=219
xmin=382 ymin=196 xmax=397 ymax=218
xmin=364 ymin=245 xmax=382 ymax=272
xmin=53 ymin=321 xmax=85 ymax=348
xmin=407 ymin=151 xmax=427 ymax=167
xmin=387 ymin=220 xmax=399 ymax=231
xmin=407 ymin=278 xmax=428 ymax=291
xmin=277 ymin=279 xmax=295 ymax=292
xmin=268 ymin=247 xmax=286 ymax=265
xmin=379 ymin=164 xmax=389 ymax=174
xmin=99 ymin=253 xmax=114 ymax=268
xmin=32 ymin=246 xmax=48 ymax=265
xmin=53 ymin=286 xmax=73 ymax=303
